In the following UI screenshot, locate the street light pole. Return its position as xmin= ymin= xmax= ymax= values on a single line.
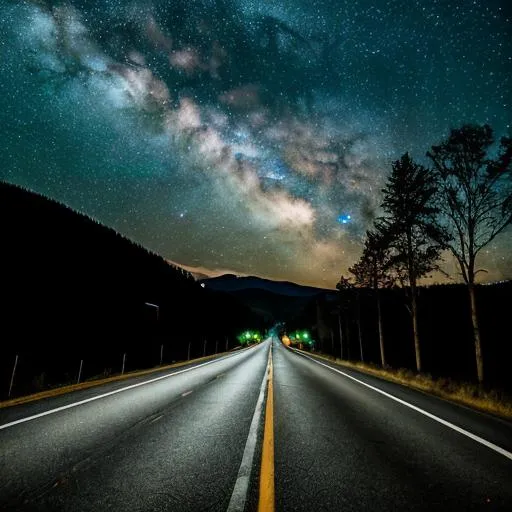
xmin=144 ymin=302 xmax=159 ymax=322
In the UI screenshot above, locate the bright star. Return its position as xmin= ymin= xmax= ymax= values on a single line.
xmin=337 ymin=214 xmax=352 ymax=225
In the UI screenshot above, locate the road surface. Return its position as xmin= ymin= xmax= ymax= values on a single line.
xmin=1 ymin=338 xmax=511 ymax=511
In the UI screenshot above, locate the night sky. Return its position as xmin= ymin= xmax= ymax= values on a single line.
xmin=1 ymin=0 xmax=511 ymax=287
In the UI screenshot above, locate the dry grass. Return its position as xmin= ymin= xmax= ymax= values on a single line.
xmin=0 ymin=352 xmax=226 ymax=409
xmin=297 ymin=349 xmax=512 ymax=420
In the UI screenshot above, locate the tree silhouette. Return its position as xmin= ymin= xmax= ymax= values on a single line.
xmin=427 ymin=124 xmax=512 ymax=384
xmin=377 ymin=153 xmax=447 ymax=373
xmin=349 ymin=228 xmax=394 ymax=368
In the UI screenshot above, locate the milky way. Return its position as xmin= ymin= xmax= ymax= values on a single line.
xmin=1 ymin=0 xmax=511 ymax=287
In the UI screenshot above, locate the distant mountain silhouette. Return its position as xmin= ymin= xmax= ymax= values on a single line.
xmin=0 ymin=181 xmax=264 ymax=398
xmin=200 ymin=273 xmax=336 ymax=297
xmin=200 ymin=274 xmax=337 ymax=323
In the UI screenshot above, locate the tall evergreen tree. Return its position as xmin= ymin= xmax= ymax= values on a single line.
xmin=378 ymin=153 xmax=447 ymax=373
xmin=427 ymin=124 xmax=512 ymax=384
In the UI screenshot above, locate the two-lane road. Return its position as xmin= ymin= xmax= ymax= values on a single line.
xmin=1 ymin=337 xmax=511 ymax=511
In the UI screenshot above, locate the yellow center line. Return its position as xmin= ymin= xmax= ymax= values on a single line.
xmin=258 ymin=349 xmax=275 ymax=512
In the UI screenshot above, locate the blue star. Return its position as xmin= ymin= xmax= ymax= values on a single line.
xmin=337 ymin=214 xmax=352 ymax=225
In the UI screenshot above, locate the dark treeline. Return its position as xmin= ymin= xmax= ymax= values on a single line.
xmin=287 ymin=123 xmax=512 ymax=392
xmin=0 ymin=181 xmax=264 ymax=399
xmin=287 ymin=282 xmax=512 ymax=391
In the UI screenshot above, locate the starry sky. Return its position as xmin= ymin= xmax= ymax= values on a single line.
xmin=1 ymin=0 xmax=511 ymax=288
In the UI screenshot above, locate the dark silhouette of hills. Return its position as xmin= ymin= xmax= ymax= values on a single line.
xmin=200 ymin=273 xmax=335 ymax=297
xmin=0 ymin=181 xmax=264 ymax=398
xmin=200 ymin=274 xmax=337 ymax=323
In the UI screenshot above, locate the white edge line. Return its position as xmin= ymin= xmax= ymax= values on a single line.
xmin=227 ymin=344 xmax=272 ymax=512
xmin=290 ymin=347 xmax=512 ymax=462
xmin=0 ymin=344 xmax=261 ymax=431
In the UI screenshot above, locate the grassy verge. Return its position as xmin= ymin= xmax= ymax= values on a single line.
xmin=0 ymin=352 xmax=230 ymax=409
xmin=295 ymin=348 xmax=512 ymax=420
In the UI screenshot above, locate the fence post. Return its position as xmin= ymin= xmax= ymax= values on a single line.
xmin=215 ymin=340 xmax=218 ymax=354
xmin=122 ymin=353 xmax=126 ymax=375
xmin=187 ymin=341 xmax=191 ymax=361
xmin=77 ymin=359 xmax=83 ymax=384
xmin=8 ymin=354 xmax=18 ymax=398
xmin=203 ymin=339 xmax=207 ymax=357
xmin=338 ymin=314 xmax=344 ymax=359
xmin=160 ymin=344 xmax=164 ymax=366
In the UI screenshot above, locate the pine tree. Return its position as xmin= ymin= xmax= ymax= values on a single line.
xmin=378 ymin=153 xmax=447 ymax=373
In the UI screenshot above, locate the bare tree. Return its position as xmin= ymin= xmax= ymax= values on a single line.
xmin=336 ymin=275 xmax=357 ymax=361
xmin=336 ymin=275 xmax=367 ymax=363
xmin=427 ymin=124 xmax=512 ymax=384
xmin=349 ymin=229 xmax=394 ymax=368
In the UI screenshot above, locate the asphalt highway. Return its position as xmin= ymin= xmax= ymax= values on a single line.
xmin=1 ymin=338 xmax=511 ymax=511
